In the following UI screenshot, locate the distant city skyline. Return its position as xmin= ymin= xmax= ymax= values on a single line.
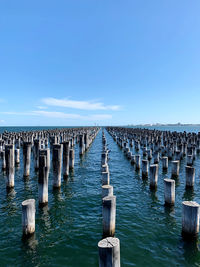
xmin=0 ymin=1 xmax=200 ymax=126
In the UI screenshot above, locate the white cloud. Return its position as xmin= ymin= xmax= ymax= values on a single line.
xmin=1 ymin=111 xmax=33 ymax=115
xmin=32 ymin=110 xmax=81 ymax=119
xmin=36 ymin=106 xmax=48 ymax=110
xmin=0 ymin=119 xmax=5 ymax=123
xmin=0 ymin=111 xmax=112 ymax=121
xmin=41 ymin=97 xmax=120 ymax=111
xmin=33 ymin=111 xmax=112 ymax=121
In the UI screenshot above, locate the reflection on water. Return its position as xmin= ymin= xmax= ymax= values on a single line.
xmin=149 ymin=188 xmax=158 ymax=203
xmin=180 ymin=238 xmax=200 ymax=265
xmin=183 ymin=187 xmax=195 ymax=201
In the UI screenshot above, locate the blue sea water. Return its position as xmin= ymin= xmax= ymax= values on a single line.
xmin=0 ymin=126 xmax=200 ymax=266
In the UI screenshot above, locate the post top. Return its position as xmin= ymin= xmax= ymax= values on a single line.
xmin=164 ymin=178 xmax=175 ymax=183
xmin=98 ymin=237 xmax=119 ymax=248
xmin=103 ymin=195 xmax=116 ymax=201
xmin=22 ymin=199 xmax=35 ymax=206
xmin=185 ymin=165 xmax=194 ymax=169
xmin=150 ymin=164 xmax=158 ymax=167
xmin=182 ymin=201 xmax=199 ymax=207
xmin=102 ymin=185 xmax=113 ymax=189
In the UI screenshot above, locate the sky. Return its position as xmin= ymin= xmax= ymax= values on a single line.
xmin=0 ymin=0 xmax=200 ymax=126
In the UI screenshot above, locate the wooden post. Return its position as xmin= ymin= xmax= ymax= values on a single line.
xmin=135 ymin=155 xmax=140 ymax=170
xmin=154 ymin=152 xmax=159 ymax=164
xmin=79 ymin=135 xmax=85 ymax=155
xmin=2 ymin=150 xmax=6 ymax=170
xmin=182 ymin=201 xmax=199 ymax=238
xmin=171 ymin=160 xmax=180 ymax=178
xmin=150 ymin=164 xmax=158 ymax=189
xmin=164 ymin=178 xmax=175 ymax=206
xmin=102 ymin=152 xmax=107 ymax=166
xmin=102 ymin=185 xmax=113 ymax=198
xmin=142 ymin=159 xmax=148 ymax=178
xmin=22 ymin=199 xmax=35 ymax=236
xmin=102 ymin=164 xmax=109 ymax=173
xmin=187 ymin=155 xmax=193 ymax=166
xmin=39 ymin=148 xmax=50 ymax=173
xmin=185 ymin=166 xmax=195 ymax=188
xmin=5 ymin=144 xmax=15 ymax=188
xmin=34 ymin=139 xmax=40 ymax=170
xmin=23 ymin=142 xmax=32 ymax=177
xmin=102 ymin=195 xmax=116 ymax=237
xmin=98 ymin=237 xmax=120 ymax=267
xmin=15 ymin=148 xmax=20 ymax=165
xmin=38 ymin=155 xmax=48 ymax=205
xmin=162 ymin=157 xmax=168 ymax=170
xmin=62 ymin=141 xmax=70 ymax=178
xmin=52 ymin=144 xmax=62 ymax=188
xmin=102 ymin=171 xmax=110 ymax=185
xmin=69 ymin=148 xmax=75 ymax=170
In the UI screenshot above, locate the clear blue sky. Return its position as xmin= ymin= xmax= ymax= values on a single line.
xmin=0 ymin=0 xmax=200 ymax=126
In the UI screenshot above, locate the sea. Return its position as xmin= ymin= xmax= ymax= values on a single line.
xmin=0 ymin=126 xmax=200 ymax=266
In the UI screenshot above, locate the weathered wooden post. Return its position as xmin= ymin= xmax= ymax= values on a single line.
xmin=102 ymin=152 xmax=107 ymax=166
xmin=131 ymin=155 xmax=135 ymax=165
xmin=182 ymin=201 xmax=199 ymax=238
xmin=34 ymin=139 xmax=40 ymax=170
xmin=102 ymin=164 xmax=109 ymax=173
xmin=187 ymin=155 xmax=193 ymax=166
xmin=102 ymin=171 xmax=110 ymax=185
xmin=164 ymin=178 xmax=175 ymax=206
xmin=85 ymin=133 xmax=89 ymax=150
xmin=62 ymin=141 xmax=70 ymax=178
xmin=102 ymin=195 xmax=116 ymax=237
xmin=22 ymin=199 xmax=36 ymax=236
xmin=5 ymin=144 xmax=15 ymax=188
xmin=79 ymin=135 xmax=85 ymax=155
xmin=102 ymin=185 xmax=113 ymax=198
xmin=69 ymin=148 xmax=75 ymax=170
xmin=98 ymin=237 xmax=120 ymax=267
xmin=39 ymin=148 xmax=50 ymax=173
xmin=185 ymin=166 xmax=195 ymax=188
xmin=52 ymin=144 xmax=62 ymax=188
xmin=147 ymin=149 xmax=152 ymax=160
xmin=162 ymin=157 xmax=168 ymax=171
xmin=15 ymin=148 xmax=20 ymax=166
xmin=38 ymin=155 xmax=48 ymax=205
xmin=135 ymin=155 xmax=140 ymax=170
xmin=142 ymin=159 xmax=149 ymax=178
xmin=171 ymin=160 xmax=180 ymax=178
xmin=23 ymin=142 xmax=32 ymax=177
xmin=2 ymin=150 xmax=6 ymax=170
xmin=150 ymin=164 xmax=158 ymax=189
xmin=154 ymin=151 xmax=159 ymax=164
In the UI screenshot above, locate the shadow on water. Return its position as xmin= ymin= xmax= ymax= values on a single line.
xmin=52 ymin=187 xmax=62 ymax=202
xmin=174 ymin=177 xmax=181 ymax=187
xmin=179 ymin=238 xmax=200 ymax=265
xmin=23 ymin=176 xmax=31 ymax=192
xmin=183 ymin=187 xmax=195 ymax=201
xmin=21 ymin=233 xmax=38 ymax=266
xmin=6 ymin=187 xmax=16 ymax=199
xmin=141 ymin=177 xmax=148 ymax=188
xmin=162 ymin=169 xmax=168 ymax=175
xmin=38 ymin=205 xmax=52 ymax=231
xmin=69 ymin=170 xmax=75 ymax=181
xmin=163 ymin=205 xmax=176 ymax=227
xmin=134 ymin=169 xmax=141 ymax=180
xmin=149 ymin=187 xmax=158 ymax=203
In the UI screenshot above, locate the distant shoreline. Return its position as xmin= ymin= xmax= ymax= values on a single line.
xmin=127 ymin=124 xmax=200 ymax=127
